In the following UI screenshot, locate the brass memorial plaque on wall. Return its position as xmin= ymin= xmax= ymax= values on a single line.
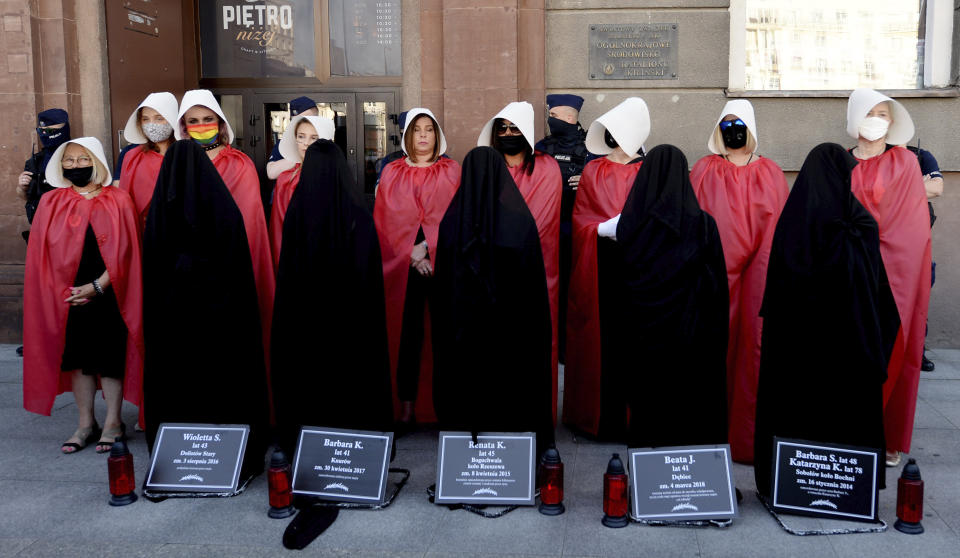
xmin=589 ymin=23 xmax=679 ymax=80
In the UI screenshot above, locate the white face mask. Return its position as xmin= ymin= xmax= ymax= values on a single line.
xmin=142 ymin=121 xmax=173 ymax=143
xmin=858 ymin=117 xmax=890 ymax=142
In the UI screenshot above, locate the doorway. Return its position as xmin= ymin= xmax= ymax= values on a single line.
xmin=211 ymin=88 xmax=400 ymax=207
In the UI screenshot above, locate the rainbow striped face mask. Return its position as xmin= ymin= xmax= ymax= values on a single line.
xmin=186 ymin=122 xmax=220 ymax=146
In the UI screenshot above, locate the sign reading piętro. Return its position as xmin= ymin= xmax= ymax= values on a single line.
xmin=291 ymin=427 xmax=393 ymax=504
xmin=145 ymin=424 xmax=249 ymax=494
xmin=589 ymin=23 xmax=679 ymax=80
xmin=629 ymin=444 xmax=738 ymax=522
xmin=435 ymin=432 xmax=536 ymax=506
xmin=771 ymin=438 xmax=880 ymax=522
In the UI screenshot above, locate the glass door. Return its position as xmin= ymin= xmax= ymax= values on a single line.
xmin=356 ymin=92 xmax=399 ymax=204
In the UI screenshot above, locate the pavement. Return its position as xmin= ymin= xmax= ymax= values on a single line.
xmin=0 ymin=344 xmax=958 ymax=557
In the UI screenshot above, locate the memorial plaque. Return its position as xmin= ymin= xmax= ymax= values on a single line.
xmin=589 ymin=23 xmax=679 ymax=80
xmin=291 ymin=427 xmax=393 ymax=504
xmin=771 ymin=438 xmax=880 ymax=522
xmin=145 ymin=424 xmax=249 ymax=493
xmin=435 ymin=432 xmax=536 ymax=506
xmin=629 ymin=445 xmax=738 ymax=522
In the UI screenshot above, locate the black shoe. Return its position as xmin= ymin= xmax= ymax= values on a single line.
xmin=921 ymin=352 xmax=935 ymax=372
xmin=16 ymin=346 xmax=23 ymax=357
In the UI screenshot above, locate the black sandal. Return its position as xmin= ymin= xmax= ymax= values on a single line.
xmin=96 ymin=423 xmax=126 ymax=454
xmin=61 ymin=424 xmax=101 ymax=454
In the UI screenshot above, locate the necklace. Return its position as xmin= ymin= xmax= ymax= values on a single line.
xmin=724 ymin=152 xmax=754 ymax=166
xmin=73 ymin=185 xmax=103 ymax=197
xmin=203 ymin=140 xmax=222 ymax=152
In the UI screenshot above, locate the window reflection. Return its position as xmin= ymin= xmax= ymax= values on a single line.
xmin=362 ymin=102 xmax=387 ymax=194
xmin=745 ymin=0 xmax=922 ymax=90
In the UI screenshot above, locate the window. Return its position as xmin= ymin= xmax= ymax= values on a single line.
xmin=730 ymin=0 xmax=955 ymax=90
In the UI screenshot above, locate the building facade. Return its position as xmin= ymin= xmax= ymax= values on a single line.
xmin=2 ymin=0 xmax=958 ymax=344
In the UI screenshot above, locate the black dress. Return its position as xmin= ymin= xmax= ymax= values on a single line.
xmin=431 ymin=146 xmax=554 ymax=455
xmin=60 ymin=225 xmax=127 ymax=378
xmin=611 ymin=145 xmax=729 ymax=450
xmin=271 ymin=139 xmax=394 ymax=455
xmin=142 ymin=140 xmax=270 ymax=480
xmin=754 ymin=143 xmax=898 ymax=496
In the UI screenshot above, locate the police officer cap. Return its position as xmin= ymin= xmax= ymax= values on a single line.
xmin=38 ymin=108 xmax=69 ymax=127
xmin=398 ymin=111 xmax=408 ymax=130
xmin=289 ymin=96 xmax=318 ymax=116
xmin=546 ymin=94 xmax=584 ymax=112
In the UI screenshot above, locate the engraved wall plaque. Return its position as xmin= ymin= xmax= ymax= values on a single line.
xmin=589 ymin=23 xmax=679 ymax=80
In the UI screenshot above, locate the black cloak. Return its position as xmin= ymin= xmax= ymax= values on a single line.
xmin=270 ymin=140 xmax=393 ymax=455
xmin=142 ymin=140 xmax=269 ymax=480
xmin=611 ymin=144 xmax=729 ymax=449
xmin=754 ymin=143 xmax=898 ymax=496
xmin=431 ymin=147 xmax=554 ymax=451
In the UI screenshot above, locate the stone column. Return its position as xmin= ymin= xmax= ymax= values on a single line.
xmin=420 ymin=0 xmax=546 ymax=161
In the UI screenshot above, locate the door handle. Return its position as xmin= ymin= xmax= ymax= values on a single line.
xmin=249 ymin=113 xmax=260 ymax=126
xmin=250 ymin=135 xmax=261 ymax=147
xmin=389 ymin=134 xmax=400 ymax=147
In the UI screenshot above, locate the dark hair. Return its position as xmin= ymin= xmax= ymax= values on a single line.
xmin=404 ymin=113 xmax=441 ymax=164
xmin=491 ymin=118 xmax=535 ymax=176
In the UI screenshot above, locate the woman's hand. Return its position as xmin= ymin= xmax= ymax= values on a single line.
xmin=414 ymin=259 xmax=433 ymax=277
xmin=64 ymin=283 xmax=96 ymax=306
xmin=411 ymin=241 xmax=428 ymax=266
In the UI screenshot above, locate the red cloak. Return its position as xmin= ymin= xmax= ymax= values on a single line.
xmin=117 ymin=147 xmax=163 ymax=231
xmin=374 ymin=157 xmax=460 ymax=422
xmin=690 ymin=155 xmax=789 ymax=463
xmin=563 ymin=157 xmax=641 ymax=436
xmin=509 ymin=153 xmax=562 ymax=423
xmin=269 ymin=164 xmax=301 ymax=275
xmin=23 ymin=187 xmax=144 ymax=415
xmin=851 ymin=146 xmax=931 ymax=454
xmin=212 ymin=145 xmax=276 ymax=373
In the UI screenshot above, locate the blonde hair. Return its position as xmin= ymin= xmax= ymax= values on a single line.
xmin=711 ymin=125 xmax=757 ymax=156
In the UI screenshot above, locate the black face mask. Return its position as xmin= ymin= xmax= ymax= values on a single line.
xmin=62 ymin=166 xmax=94 ymax=187
xmin=496 ymin=135 xmax=528 ymax=156
xmin=721 ymin=122 xmax=749 ymax=150
xmin=604 ymin=129 xmax=619 ymax=149
xmin=548 ymin=117 xmax=579 ymax=139
xmin=38 ymin=125 xmax=70 ymax=150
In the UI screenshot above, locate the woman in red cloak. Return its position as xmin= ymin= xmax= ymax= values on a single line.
xmin=477 ymin=101 xmax=562 ymax=423
xmin=374 ymin=108 xmax=459 ymax=428
xmin=116 ymin=92 xmax=178 ymax=230
xmin=690 ymin=100 xmax=788 ymax=463
xmin=23 ymin=137 xmax=143 ymax=454
xmin=563 ymin=97 xmax=648 ymax=439
xmin=270 ymin=115 xmax=337 ymax=274
xmin=176 ymin=89 xmax=275 ymax=374
xmin=846 ymin=88 xmax=931 ymax=467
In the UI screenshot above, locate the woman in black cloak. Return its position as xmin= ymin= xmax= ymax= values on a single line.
xmin=432 ymin=146 xmax=554 ymax=453
xmin=610 ymin=144 xmax=729 ymax=450
xmin=142 ymin=140 xmax=269 ymax=481
xmin=754 ymin=143 xmax=898 ymax=496
xmin=271 ymin=140 xmax=393 ymax=455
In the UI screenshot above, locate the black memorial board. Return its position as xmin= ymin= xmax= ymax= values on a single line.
xmin=291 ymin=427 xmax=393 ymax=504
xmin=435 ymin=432 xmax=536 ymax=506
xmin=145 ymin=424 xmax=249 ymax=493
xmin=771 ymin=438 xmax=880 ymax=522
xmin=629 ymin=445 xmax=738 ymax=521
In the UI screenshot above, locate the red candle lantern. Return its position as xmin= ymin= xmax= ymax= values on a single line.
xmin=268 ymin=449 xmax=296 ymax=518
xmin=107 ymin=439 xmax=138 ymax=506
xmin=894 ymin=458 xmax=924 ymax=534
xmin=602 ymin=453 xmax=629 ymax=528
xmin=538 ymin=445 xmax=565 ymax=515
